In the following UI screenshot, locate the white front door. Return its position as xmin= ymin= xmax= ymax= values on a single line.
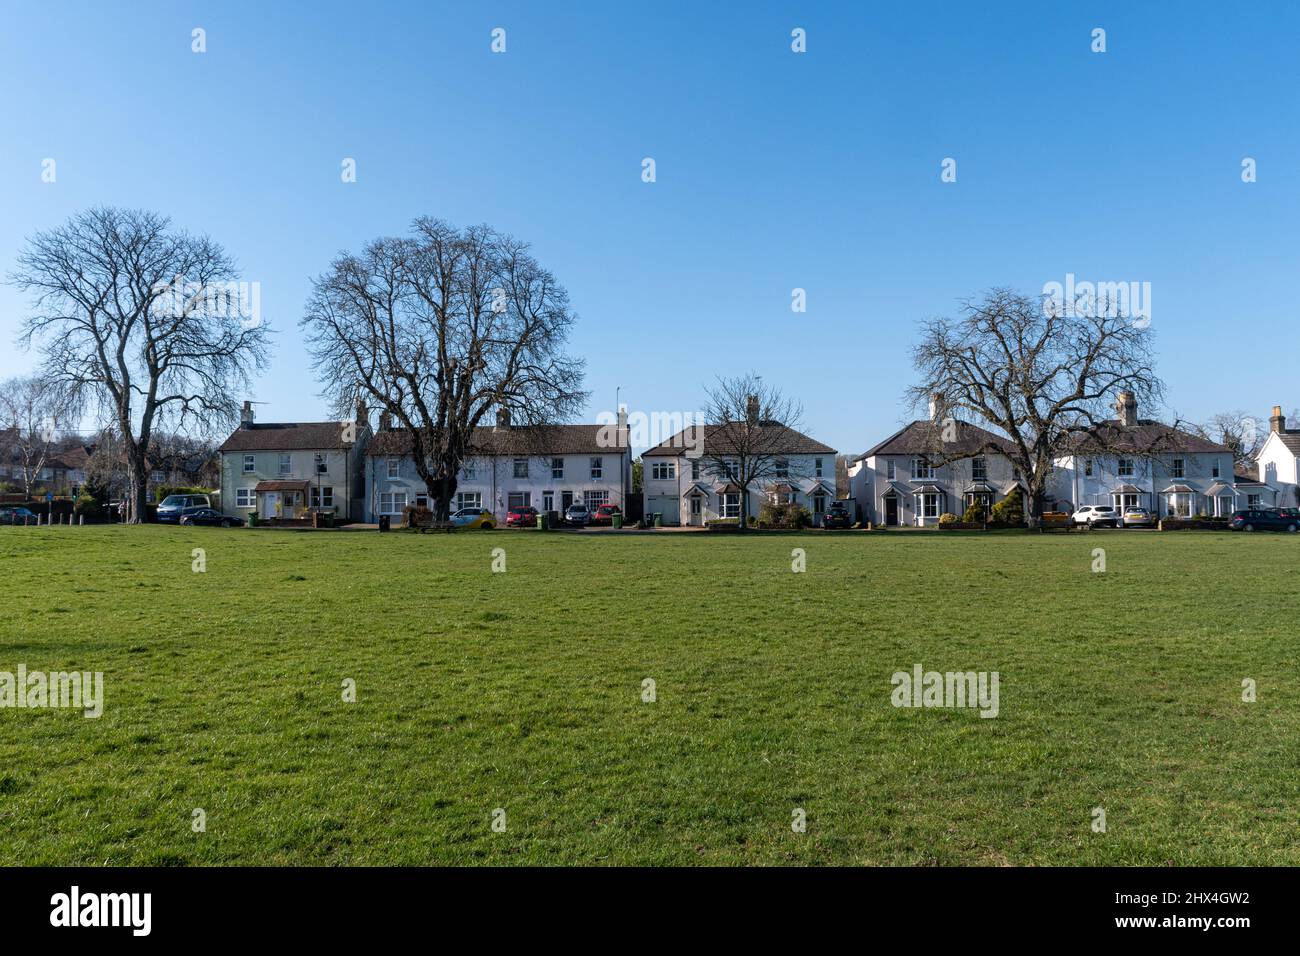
xmin=261 ymin=492 xmax=280 ymax=518
xmin=689 ymin=495 xmax=703 ymax=526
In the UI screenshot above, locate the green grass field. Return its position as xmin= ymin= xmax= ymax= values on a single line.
xmin=1 ymin=525 xmax=1297 ymax=865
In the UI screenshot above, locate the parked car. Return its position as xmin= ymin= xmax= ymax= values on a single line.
xmin=564 ymin=504 xmax=591 ymax=527
xmin=179 ymin=508 xmax=241 ymax=528
xmin=1121 ymin=507 xmax=1154 ymax=527
xmin=822 ymin=504 xmax=852 ymax=529
xmin=450 ymin=507 xmax=495 ymax=529
xmin=1072 ymin=505 xmax=1120 ymax=528
xmin=0 ymin=506 xmax=38 ymax=525
xmin=591 ymin=504 xmax=622 ymax=526
xmin=506 ymin=506 xmax=538 ymax=527
xmin=157 ymin=493 xmax=212 ymax=523
xmin=1229 ymin=509 xmax=1297 ymax=532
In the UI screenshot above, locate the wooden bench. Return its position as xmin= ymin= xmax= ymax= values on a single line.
xmin=1038 ymin=512 xmax=1074 ymax=533
xmin=403 ymin=508 xmax=456 ymax=533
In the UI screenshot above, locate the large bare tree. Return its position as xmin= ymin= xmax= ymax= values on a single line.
xmin=1190 ymin=411 xmax=1264 ymax=470
xmin=0 ymin=374 xmax=75 ymax=497
xmin=10 ymin=207 xmax=269 ymax=522
xmin=908 ymin=288 xmax=1163 ymax=525
xmin=301 ymin=218 xmax=586 ymax=519
xmin=699 ymin=372 xmax=806 ymax=530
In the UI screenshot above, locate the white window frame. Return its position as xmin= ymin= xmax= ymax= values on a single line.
xmin=583 ymin=490 xmax=609 ymax=510
xmin=455 ymin=491 xmax=482 ymax=511
xmin=590 ymin=457 xmax=603 ymax=480
xmin=971 ymin=456 xmax=987 ymax=481
xmin=386 ymin=457 xmax=399 ymax=479
xmin=922 ymin=493 xmax=939 ymax=518
xmin=242 ymin=455 xmax=255 ymax=474
xmin=774 ymin=458 xmax=789 ymax=479
xmin=379 ymin=492 xmax=408 ymax=515
xmin=1171 ymin=458 xmax=1185 ymax=479
xmin=513 ymin=458 xmax=528 ymax=479
xmin=814 ymin=458 xmax=823 ymax=478
xmin=912 ymin=458 xmax=934 ymax=480
xmin=461 ymin=460 xmax=476 ymax=480
xmin=508 ymin=491 xmax=532 ymax=509
xmin=720 ymin=493 xmax=741 ymax=519
xmin=236 ymin=488 xmax=254 ymax=508
xmin=651 ymin=460 xmax=676 ymax=481
xmin=551 ymin=457 xmax=564 ymax=480
xmin=886 ymin=460 xmax=896 ymax=481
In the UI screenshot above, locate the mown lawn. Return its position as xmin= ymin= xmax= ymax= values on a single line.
xmin=1 ymin=524 xmax=1297 ymax=866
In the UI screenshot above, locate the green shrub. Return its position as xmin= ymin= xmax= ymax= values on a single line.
xmin=938 ymin=512 xmax=959 ymax=525
xmin=962 ymin=502 xmax=986 ymax=523
xmin=73 ymin=494 xmax=98 ymax=514
xmin=757 ymin=502 xmax=812 ymax=528
xmin=989 ymin=489 xmax=1024 ymax=526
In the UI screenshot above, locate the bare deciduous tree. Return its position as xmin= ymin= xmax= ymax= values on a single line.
xmin=10 ymin=207 xmax=269 ymax=522
xmin=1189 ymin=411 xmax=1264 ymax=470
xmin=699 ymin=373 xmax=806 ymax=530
xmin=0 ymin=374 xmax=75 ymax=497
xmin=301 ymin=218 xmax=587 ymax=519
xmin=908 ymin=288 xmax=1164 ymax=525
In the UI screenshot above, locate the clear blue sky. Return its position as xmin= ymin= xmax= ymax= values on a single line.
xmin=2 ymin=1 xmax=1297 ymax=456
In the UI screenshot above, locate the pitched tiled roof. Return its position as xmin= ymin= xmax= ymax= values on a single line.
xmin=218 ymin=422 xmax=363 ymax=452
xmin=367 ymin=423 xmax=627 ymax=457
xmin=1066 ymin=420 xmax=1229 ymax=455
xmin=1269 ymin=429 xmax=1300 ymax=455
xmin=642 ymin=423 xmax=834 ymax=457
xmin=856 ymin=420 xmax=1014 ymax=461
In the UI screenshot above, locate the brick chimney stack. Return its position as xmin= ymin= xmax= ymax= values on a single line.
xmin=240 ymin=400 xmax=255 ymax=429
xmin=928 ymin=392 xmax=944 ymax=423
xmin=1270 ymin=405 xmax=1286 ymax=433
xmin=745 ymin=394 xmax=760 ymax=424
xmin=495 ymin=407 xmax=511 ymax=430
xmin=379 ymin=410 xmax=393 ymax=432
xmin=1115 ymin=391 xmax=1138 ymax=428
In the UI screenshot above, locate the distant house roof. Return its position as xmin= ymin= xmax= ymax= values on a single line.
xmin=367 ymin=423 xmax=627 ymax=457
xmin=1066 ymin=420 xmax=1229 ymax=455
xmin=856 ymin=420 xmax=1013 ymax=461
xmin=219 ymin=422 xmax=364 ymax=453
xmin=1267 ymin=428 xmax=1300 ymax=456
xmin=643 ymin=423 xmax=834 ymax=458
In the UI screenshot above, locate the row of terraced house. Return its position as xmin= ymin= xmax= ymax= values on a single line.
xmin=213 ymin=392 xmax=1300 ymax=526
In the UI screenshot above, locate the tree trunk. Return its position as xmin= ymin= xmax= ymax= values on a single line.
xmin=125 ymin=451 xmax=149 ymax=524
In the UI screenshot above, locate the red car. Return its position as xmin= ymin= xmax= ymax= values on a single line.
xmin=591 ymin=504 xmax=622 ymax=526
xmin=506 ymin=506 xmax=538 ymax=527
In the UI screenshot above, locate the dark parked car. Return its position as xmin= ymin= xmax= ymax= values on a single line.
xmin=178 ymin=508 xmax=241 ymax=528
xmin=822 ymin=504 xmax=852 ymax=529
xmin=506 ymin=506 xmax=538 ymax=527
xmin=591 ymin=504 xmax=622 ymax=526
xmin=157 ymin=493 xmax=212 ymax=523
xmin=0 ymin=506 xmax=38 ymax=525
xmin=1229 ymin=509 xmax=1298 ymax=532
xmin=564 ymin=504 xmax=591 ymax=526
